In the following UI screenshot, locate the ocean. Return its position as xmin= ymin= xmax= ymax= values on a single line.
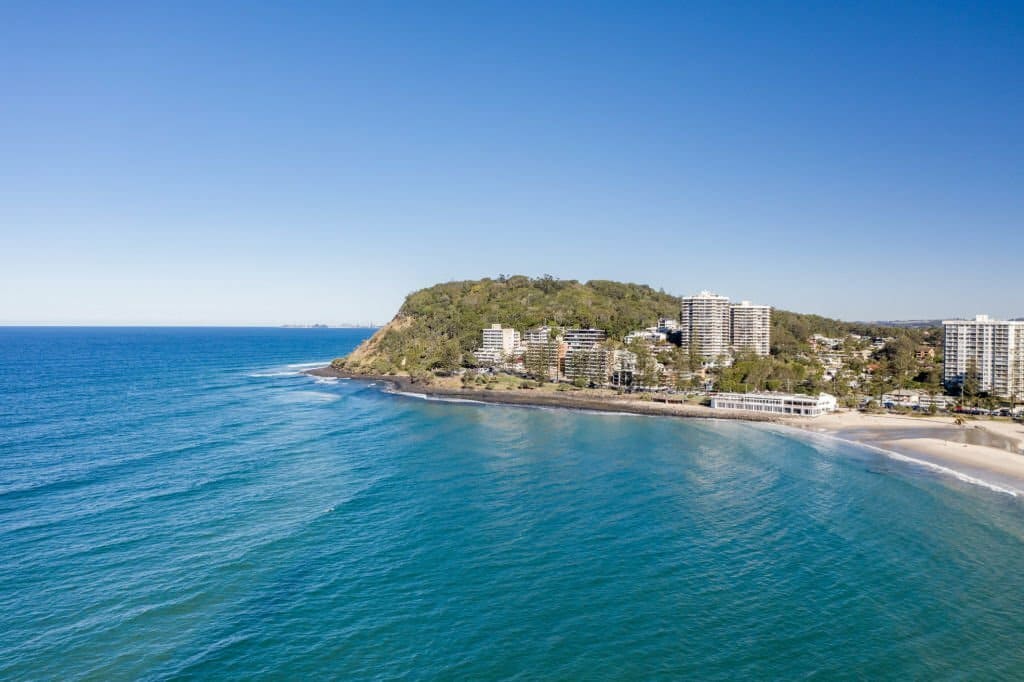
xmin=2 ymin=327 xmax=1024 ymax=679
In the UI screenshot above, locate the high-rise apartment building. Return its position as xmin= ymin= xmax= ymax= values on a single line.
xmin=730 ymin=301 xmax=772 ymax=356
xmin=943 ymin=315 xmax=1024 ymax=399
xmin=680 ymin=292 xmax=732 ymax=358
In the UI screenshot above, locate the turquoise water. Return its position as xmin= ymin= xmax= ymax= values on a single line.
xmin=3 ymin=327 xmax=1024 ymax=679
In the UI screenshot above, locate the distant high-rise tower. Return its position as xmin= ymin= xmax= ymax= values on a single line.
xmin=943 ymin=315 xmax=1024 ymax=398
xmin=730 ymin=301 xmax=772 ymax=356
xmin=680 ymin=292 xmax=732 ymax=358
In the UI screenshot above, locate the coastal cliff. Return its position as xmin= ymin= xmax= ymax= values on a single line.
xmin=333 ymin=276 xmax=680 ymax=376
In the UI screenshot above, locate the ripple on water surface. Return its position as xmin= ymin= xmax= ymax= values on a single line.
xmin=2 ymin=328 xmax=1024 ymax=679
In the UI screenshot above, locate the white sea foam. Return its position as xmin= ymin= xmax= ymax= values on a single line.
xmin=769 ymin=424 xmax=1022 ymax=498
xmin=390 ymin=391 xmax=487 ymax=405
xmin=314 ymin=377 xmax=339 ymax=384
xmin=250 ymin=360 xmax=332 ymax=378
xmin=287 ymin=390 xmax=340 ymax=402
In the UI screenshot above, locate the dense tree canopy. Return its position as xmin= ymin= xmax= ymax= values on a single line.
xmin=337 ymin=275 xmax=941 ymax=380
xmin=339 ymin=276 xmax=680 ymax=373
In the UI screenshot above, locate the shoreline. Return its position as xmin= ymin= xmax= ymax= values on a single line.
xmin=305 ymin=366 xmax=781 ymax=422
xmin=787 ymin=411 xmax=1024 ymax=495
xmin=306 ymin=366 xmax=1024 ymax=495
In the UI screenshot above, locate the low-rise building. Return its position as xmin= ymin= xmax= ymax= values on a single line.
xmin=657 ymin=317 xmax=680 ymax=332
xmin=625 ymin=329 xmax=667 ymax=345
xmin=881 ymin=389 xmax=921 ymax=407
xmin=810 ymin=334 xmax=843 ymax=351
xmin=918 ymin=393 xmax=957 ymax=410
xmin=610 ymin=349 xmax=637 ymax=387
xmin=710 ymin=392 xmax=838 ymax=417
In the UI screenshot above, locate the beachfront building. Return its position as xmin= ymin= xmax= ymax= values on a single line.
xmin=681 ymin=291 xmax=732 ymax=358
xmin=475 ymin=323 xmax=522 ymax=366
xmin=730 ymin=301 xmax=771 ymax=356
xmin=943 ymin=315 xmax=1024 ymax=399
xmin=563 ymin=328 xmax=609 ymax=384
xmin=610 ymin=349 xmax=638 ymax=387
xmin=565 ymin=328 xmax=607 ymax=349
xmin=524 ymin=326 xmax=552 ymax=346
xmin=710 ymin=392 xmax=838 ymax=417
xmin=564 ymin=346 xmax=609 ymax=384
xmin=523 ymin=326 xmax=562 ymax=381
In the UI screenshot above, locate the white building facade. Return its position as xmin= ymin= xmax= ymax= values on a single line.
xmin=680 ymin=291 xmax=732 ymax=358
xmin=730 ymin=301 xmax=772 ymax=356
xmin=711 ymin=392 xmax=838 ymax=417
xmin=476 ymin=324 xmax=522 ymax=365
xmin=564 ymin=328 xmax=609 ymax=384
xmin=523 ymin=326 xmax=561 ymax=381
xmin=943 ymin=315 xmax=1024 ymax=399
xmin=681 ymin=292 xmax=772 ymax=358
xmin=564 ymin=328 xmax=607 ymax=349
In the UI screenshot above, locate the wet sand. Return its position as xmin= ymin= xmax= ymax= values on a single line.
xmin=791 ymin=411 xmax=1024 ymax=494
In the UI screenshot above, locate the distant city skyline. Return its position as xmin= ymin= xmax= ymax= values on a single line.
xmin=2 ymin=3 xmax=1021 ymax=325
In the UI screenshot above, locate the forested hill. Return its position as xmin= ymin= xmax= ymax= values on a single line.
xmin=339 ymin=276 xmax=679 ymax=374
xmin=769 ymin=310 xmax=934 ymax=355
xmin=336 ymin=275 xmax=936 ymax=375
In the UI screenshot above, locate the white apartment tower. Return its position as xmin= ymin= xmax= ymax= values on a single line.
xmin=943 ymin=315 xmax=1024 ymax=399
xmin=475 ymin=323 xmax=522 ymax=365
xmin=680 ymin=292 xmax=732 ymax=358
xmin=481 ymin=323 xmax=520 ymax=354
xmin=730 ymin=301 xmax=772 ymax=356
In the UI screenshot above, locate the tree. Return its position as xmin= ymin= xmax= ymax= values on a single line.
xmin=964 ymin=358 xmax=979 ymax=404
xmin=432 ymin=339 xmax=461 ymax=372
xmin=687 ymin=336 xmax=703 ymax=372
xmin=884 ymin=336 xmax=916 ymax=389
xmin=628 ymin=341 xmax=659 ymax=389
xmin=525 ymin=342 xmax=555 ymax=382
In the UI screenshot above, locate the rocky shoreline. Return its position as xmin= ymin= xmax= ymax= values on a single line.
xmin=305 ymin=365 xmax=782 ymax=422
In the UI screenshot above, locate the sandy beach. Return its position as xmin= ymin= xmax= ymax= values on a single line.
xmin=308 ymin=366 xmax=1024 ymax=494
xmin=790 ymin=411 xmax=1024 ymax=493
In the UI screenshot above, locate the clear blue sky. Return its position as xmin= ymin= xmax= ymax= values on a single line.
xmin=2 ymin=2 xmax=1021 ymax=324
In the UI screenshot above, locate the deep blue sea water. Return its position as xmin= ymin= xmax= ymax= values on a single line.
xmin=3 ymin=327 xmax=1024 ymax=679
